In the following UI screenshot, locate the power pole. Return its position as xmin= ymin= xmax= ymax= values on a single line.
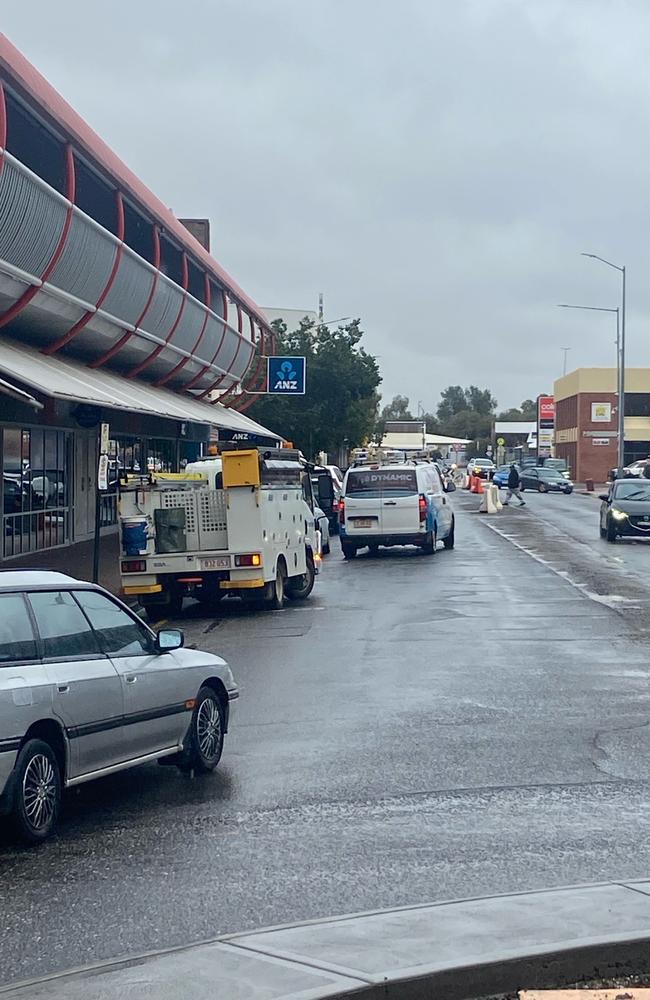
xmin=318 ymin=292 xmax=324 ymax=323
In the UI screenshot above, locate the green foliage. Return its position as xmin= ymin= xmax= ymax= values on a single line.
xmin=436 ymin=385 xmax=497 ymax=453
xmin=375 ymin=395 xmax=440 ymax=441
xmin=497 ymin=399 xmax=537 ymax=421
xmin=246 ymin=317 xmax=381 ymax=459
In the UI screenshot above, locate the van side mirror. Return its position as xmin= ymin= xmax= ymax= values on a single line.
xmin=598 ymin=493 xmax=610 ymax=502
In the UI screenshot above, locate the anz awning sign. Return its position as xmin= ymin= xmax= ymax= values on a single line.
xmin=267 ymin=356 xmax=306 ymax=395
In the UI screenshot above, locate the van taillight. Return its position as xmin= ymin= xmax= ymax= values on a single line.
xmin=333 ymin=499 xmax=340 ymax=512
xmin=418 ymin=494 xmax=427 ymax=522
xmin=339 ymin=498 xmax=345 ymax=525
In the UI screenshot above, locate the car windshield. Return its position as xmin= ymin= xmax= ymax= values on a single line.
xmin=613 ymin=482 xmax=650 ymax=500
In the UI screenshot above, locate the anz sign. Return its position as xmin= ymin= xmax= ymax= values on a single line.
xmin=267 ymin=356 xmax=306 ymax=395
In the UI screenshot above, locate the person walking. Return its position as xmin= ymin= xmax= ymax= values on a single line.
xmin=503 ymin=463 xmax=525 ymax=506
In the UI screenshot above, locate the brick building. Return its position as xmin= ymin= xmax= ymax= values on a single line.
xmin=554 ymin=368 xmax=650 ymax=482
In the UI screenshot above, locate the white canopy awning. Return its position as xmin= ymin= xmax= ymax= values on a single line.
xmin=0 ymin=338 xmax=280 ymax=440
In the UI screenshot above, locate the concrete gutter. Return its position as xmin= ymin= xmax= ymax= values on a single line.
xmin=5 ymin=881 xmax=650 ymax=999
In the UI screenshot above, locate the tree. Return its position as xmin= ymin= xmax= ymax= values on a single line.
xmin=497 ymin=399 xmax=537 ymax=421
xmin=381 ymin=395 xmax=413 ymax=420
xmin=246 ymin=317 xmax=381 ymax=459
xmin=436 ymin=385 xmax=497 ymax=454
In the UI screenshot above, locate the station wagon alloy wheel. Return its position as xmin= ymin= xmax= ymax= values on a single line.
xmin=197 ymin=697 xmax=222 ymax=761
xmin=23 ymin=754 xmax=57 ymax=831
xmin=12 ymin=739 xmax=62 ymax=843
xmin=179 ymin=686 xmax=225 ymax=773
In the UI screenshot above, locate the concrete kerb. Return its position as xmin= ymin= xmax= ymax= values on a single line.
xmin=5 ymin=881 xmax=650 ymax=999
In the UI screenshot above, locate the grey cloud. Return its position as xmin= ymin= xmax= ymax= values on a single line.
xmin=4 ymin=0 xmax=650 ymax=410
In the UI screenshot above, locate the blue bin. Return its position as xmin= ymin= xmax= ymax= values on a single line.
xmin=122 ymin=517 xmax=148 ymax=556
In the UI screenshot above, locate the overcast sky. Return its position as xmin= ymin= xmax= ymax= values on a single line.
xmin=5 ymin=1 xmax=650 ymax=411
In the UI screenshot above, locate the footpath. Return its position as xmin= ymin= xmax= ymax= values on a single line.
xmin=4 ymin=882 xmax=650 ymax=999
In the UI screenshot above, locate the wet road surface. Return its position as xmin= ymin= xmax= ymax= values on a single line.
xmin=3 ymin=490 xmax=650 ymax=984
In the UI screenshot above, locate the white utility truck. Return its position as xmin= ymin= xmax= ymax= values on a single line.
xmin=118 ymin=446 xmax=320 ymax=620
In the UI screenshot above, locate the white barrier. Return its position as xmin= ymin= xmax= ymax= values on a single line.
xmin=479 ymin=483 xmax=501 ymax=514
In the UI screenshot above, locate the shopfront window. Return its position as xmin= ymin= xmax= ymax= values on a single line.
xmin=145 ymin=438 xmax=177 ymax=473
xmin=3 ymin=427 xmax=71 ymax=557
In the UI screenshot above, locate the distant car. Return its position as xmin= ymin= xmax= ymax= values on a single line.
xmin=492 ymin=464 xmax=518 ymax=488
xmin=314 ymin=504 xmax=331 ymax=555
xmin=0 ymin=572 xmax=238 ymax=843
xmin=600 ymin=479 xmax=650 ymax=542
xmin=540 ymin=458 xmax=571 ymax=480
xmin=622 ymin=460 xmax=648 ymax=478
xmin=520 ymin=467 xmax=573 ymax=494
xmin=466 ymin=458 xmax=495 ymax=479
xmin=325 ymin=465 xmax=344 ymax=490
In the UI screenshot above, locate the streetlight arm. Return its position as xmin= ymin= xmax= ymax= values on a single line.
xmin=581 ymin=252 xmax=623 ymax=272
xmin=557 ymin=303 xmax=618 ymax=313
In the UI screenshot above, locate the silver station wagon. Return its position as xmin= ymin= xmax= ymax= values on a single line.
xmin=0 ymin=571 xmax=238 ymax=843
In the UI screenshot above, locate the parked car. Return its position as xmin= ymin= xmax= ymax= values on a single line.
xmin=340 ymin=462 xmax=455 ymax=558
xmin=314 ymin=504 xmax=331 ymax=554
xmin=0 ymin=571 xmax=238 ymax=843
xmin=520 ymin=467 xmax=574 ymax=494
xmin=466 ymin=458 xmax=495 ymax=479
xmin=599 ymin=479 xmax=650 ymax=542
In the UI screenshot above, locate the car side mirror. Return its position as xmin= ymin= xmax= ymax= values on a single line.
xmin=444 ymin=480 xmax=456 ymax=493
xmin=598 ymin=493 xmax=610 ymax=502
xmin=155 ymin=628 xmax=184 ymax=652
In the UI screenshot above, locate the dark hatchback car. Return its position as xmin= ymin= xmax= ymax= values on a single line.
xmin=520 ymin=467 xmax=573 ymax=494
xmin=600 ymin=479 xmax=650 ymax=541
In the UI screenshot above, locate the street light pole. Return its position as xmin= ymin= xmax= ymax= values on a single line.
xmin=561 ymin=347 xmax=571 ymax=375
xmin=580 ymin=253 xmax=627 ymax=472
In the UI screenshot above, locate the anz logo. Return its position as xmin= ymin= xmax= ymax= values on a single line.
xmin=273 ymin=360 xmax=298 ymax=391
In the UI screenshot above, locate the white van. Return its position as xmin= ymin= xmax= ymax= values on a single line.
xmin=339 ymin=462 xmax=456 ymax=559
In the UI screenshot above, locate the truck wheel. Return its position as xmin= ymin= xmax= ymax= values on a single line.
xmin=341 ymin=543 xmax=357 ymax=560
xmin=287 ymin=553 xmax=315 ymax=600
xmin=12 ymin=739 xmax=62 ymax=844
xmin=266 ymin=560 xmax=286 ymax=609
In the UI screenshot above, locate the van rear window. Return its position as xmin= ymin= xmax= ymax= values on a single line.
xmin=346 ymin=469 xmax=418 ymax=497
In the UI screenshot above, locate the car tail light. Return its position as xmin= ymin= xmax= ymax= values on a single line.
xmin=122 ymin=559 xmax=146 ymax=573
xmin=235 ymin=553 xmax=261 ymax=567
xmin=333 ymin=499 xmax=340 ymax=512
xmin=418 ymin=494 xmax=427 ymax=522
xmin=339 ymin=498 xmax=345 ymax=525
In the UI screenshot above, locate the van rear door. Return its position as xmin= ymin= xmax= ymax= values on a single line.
xmin=377 ymin=469 xmax=420 ymax=534
xmin=344 ymin=468 xmax=419 ymax=537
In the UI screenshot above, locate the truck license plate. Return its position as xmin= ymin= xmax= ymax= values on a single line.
xmin=201 ymin=557 xmax=230 ymax=570
xmin=353 ymin=519 xmax=373 ymax=528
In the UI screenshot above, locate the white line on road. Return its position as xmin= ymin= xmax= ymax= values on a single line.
xmin=484 ymin=521 xmax=639 ymax=610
